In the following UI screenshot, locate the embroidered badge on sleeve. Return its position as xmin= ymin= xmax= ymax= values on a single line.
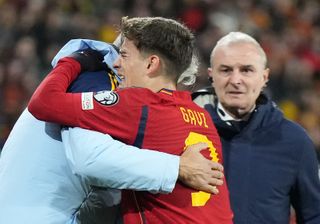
xmin=93 ymin=90 xmax=119 ymax=106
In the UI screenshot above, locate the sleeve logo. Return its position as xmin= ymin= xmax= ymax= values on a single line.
xmin=81 ymin=92 xmax=94 ymax=110
xmin=93 ymin=90 xmax=119 ymax=106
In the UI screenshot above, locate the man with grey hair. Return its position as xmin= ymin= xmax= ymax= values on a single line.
xmin=193 ymin=31 xmax=320 ymax=223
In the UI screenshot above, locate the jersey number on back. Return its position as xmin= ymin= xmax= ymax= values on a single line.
xmin=184 ymin=132 xmax=219 ymax=207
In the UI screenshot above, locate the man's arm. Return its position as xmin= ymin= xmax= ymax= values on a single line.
xmin=291 ymin=135 xmax=320 ymax=223
xmin=63 ymin=127 xmax=223 ymax=194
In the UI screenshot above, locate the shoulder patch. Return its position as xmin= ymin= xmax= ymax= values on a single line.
xmin=93 ymin=90 xmax=119 ymax=106
xmin=81 ymin=92 xmax=94 ymax=110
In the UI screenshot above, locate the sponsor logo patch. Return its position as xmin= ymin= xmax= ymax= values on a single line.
xmin=81 ymin=92 xmax=94 ymax=110
xmin=93 ymin=90 xmax=119 ymax=106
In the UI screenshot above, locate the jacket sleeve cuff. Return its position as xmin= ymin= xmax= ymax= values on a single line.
xmin=159 ymin=155 xmax=179 ymax=193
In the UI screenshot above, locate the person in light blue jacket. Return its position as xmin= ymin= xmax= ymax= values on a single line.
xmin=0 ymin=39 xmax=223 ymax=224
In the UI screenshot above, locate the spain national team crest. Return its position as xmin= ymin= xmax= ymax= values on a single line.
xmin=93 ymin=90 xmax=119 ymax=106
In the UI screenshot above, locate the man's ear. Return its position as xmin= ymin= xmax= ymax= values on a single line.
xmin=146 ymin=55 xmax=161 ymax=76
xmin=208 ymin=67 xmax=213 ymax=83
xmin=263 ymin=68 xmax=270 ymax=84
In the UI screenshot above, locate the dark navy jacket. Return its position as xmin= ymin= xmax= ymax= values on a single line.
xmin=69 ymin=70 xmax=120 ymax=224
xmin=193 ymin=91 xmax=320 ymax=224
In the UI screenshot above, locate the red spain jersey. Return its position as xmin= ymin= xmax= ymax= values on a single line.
xmin=29 ymin=58 xmax=233 ymax=224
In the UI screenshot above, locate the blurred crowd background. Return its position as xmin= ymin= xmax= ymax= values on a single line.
xmin=0 ymin=0 xmax=319 ymax=161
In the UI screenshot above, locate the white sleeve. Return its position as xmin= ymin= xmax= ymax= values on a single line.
xmin=62 ymin=127 xmax=179 ymax=193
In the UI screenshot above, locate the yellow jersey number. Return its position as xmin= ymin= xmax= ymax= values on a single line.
xmin=184 ymin=132 xmax=219 ymax=207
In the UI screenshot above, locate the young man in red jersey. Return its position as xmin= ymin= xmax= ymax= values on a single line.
xmin=29 ymin=16 xmax=233 ymax=224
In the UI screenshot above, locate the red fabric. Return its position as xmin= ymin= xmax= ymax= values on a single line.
xmin=117 ymin=90 xmax=233 ymax=223
xmin=28 ymin=60 xmax=233 ymax=223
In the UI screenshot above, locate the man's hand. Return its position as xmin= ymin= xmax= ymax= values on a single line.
xmin=68 ymin=48 xmax=107 ymax=72
xmin=179 ymin=142 xmax=224 ymax=194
